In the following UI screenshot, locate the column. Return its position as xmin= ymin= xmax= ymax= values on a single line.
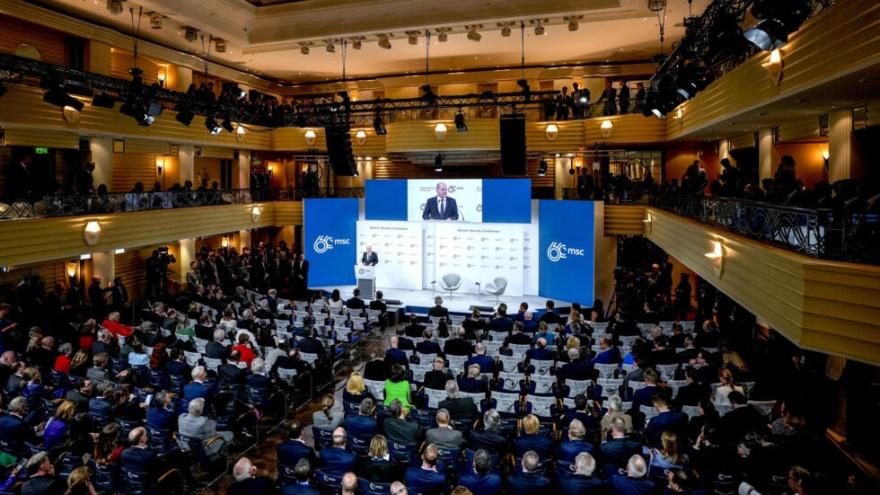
xmin=176 ymin=239 xmax=195 ymax=285
xmin=236 ymin=150 xmax=251 ymax=189
xmin=88 ymin=41 xmax=112 ymax=76
xmin=758 ymin=128 xmax=774 ymax=181
xmin=91 ymin=251 xmax=115 ymax=288
xmin=89 ymin=137 xmax=113 ymax=190
xmin=554 ymin=156 xmax=567 ymax=200
xmin=178 ymin=144 xmax=194 ymax=184
xmin=175 ymin=66 xmax=193 ymax=93
xmin=718 ymin=139 xmax=730 ymax=161
xmin=239 ymin=230 xmax=252 ymax=251
xmin=828 ymin=107 xmax=853 ymax=184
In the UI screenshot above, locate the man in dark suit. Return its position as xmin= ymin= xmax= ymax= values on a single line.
xmin=384 ymin=336 xmax=409 ymax=368
xmin=459 ymin=449 xmax=502 ymax=495
xmin=0 ymin=397 xmax=36 ymax=457
xmin=277 ymin=421 xmax=318 ymax=474
xmin=423 ymin=358 xmax=453 ymax=390
xmin=183 ymin=366 xmax=214 ymax=406
xmin=121 ymin=427 xmax=159 ymax=482
xmin=538 ymin=300 xmax=562 ymax=324
xmin=405 ymin=444 xmax=446 ymax=495
xmin=438 ymin=381 xmax=479 ymax=426
xmin=443 ymin=326 xmax=473 ymax=356
xmin=20 ymin=451 xmax=65 ymax=495
xmin=361 ymin=246 xmax=379 ymax=266
xmin=559 ymin=452 xmax=604 ymax=495
xmin=427 ymin=296 xmax=449 ymax=318
xmin=464 ymin=343 xmax=495 ymax=373
xmin=218 ymin=351 xmax=247 ymax=398
xmin=344 ymin=398 xmax=378 ymax=438
xmin=600 ymin=417 xmax=641 ymax=469
xmin=557 ymin=419 xmax=594 ymax=463
xmin=644 ymin=395 xmax=688 ymax=447
xmin=719 ymin=391 xmax=769 ymax=445
xmin=205 ymin=329 xmax=229 ymax=361
xmin=319 ymin=427 xmax=356 ymax=474
xmin=282 ymin=459 xmax=321 ymax=495
xmin=422 ymin=182 xmax=459 ymax=220
xmin=404 ymin=314 xmax=426 ymax=338
xmin=228 ymin=457 xmax=278 ymax=495
xmin=346 ymin=289 xmax=366 ymax=313
xmin=608 ymin=455 xmax=654 ymax=495
xmin=507 ymin=451 xmax=551 ymax=495
xmin=416 ymin=329 xmax=442 ymax=356
xmin=296 ymin=327 xmax=326 ymax=358
xmin=558 ymin=348 xmax=593 ymax=381
xmin=425 ymin=409 xmax=464 ymax=450
xmin=292 ymin=253 xmax=309 ymax=298
xmin=467 ymin=410 xmax=508 ymax=453
xmin=504 ymin=322 xmax=533 ymax=346
xmin=593 ymin=337 xmax=622 ymax=364
xmin=526 ymin=338 xmax=556 ymax=361
xmin=382 ymin=399 xmax=422 ymax=445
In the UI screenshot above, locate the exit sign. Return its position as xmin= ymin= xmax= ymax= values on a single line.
xmin=35 ymin=147 xmax=49 ymax=155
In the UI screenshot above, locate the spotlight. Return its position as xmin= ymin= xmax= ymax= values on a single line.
xmin=675 ymin=61 xmax=708 ymax=99
xmin=175 ymin=108 xmax=194 ymax=126
xmin=744 ymin=0 xmax=810 ymax=51
xmin=454 ymin=109 xmax=467 ymax=132
xmin=537 ymin=159 xmax=548 ymax=177
xmin=436 ymin=28 xmax=451 ymax=42
xmin=91 ymin=92 xmax=116 ymax=108
xmin=300 ymin=43 xmax=310 ymax=55
xmin=378 ymin=35 xmax=391 ymax=50
xmin=183 ymin=27 xmax=199 ymax=42
xmin=534 ymin=21 xmax=545 ymax=36
xmin=149 ymin=12 xmax=162 ymax=29
xmin=373 ymin=114 xmax=387 ymax=135
xmin=434 ymin=154 xmax=443 ymax=173
xmin=221 ymin=116 xmax=234 ymax=133
xmin=421 ymin=84 xmax=437 ymax=105
xmin=566 ymin=16 xmax=580 ymax=32
xmin=351 ymin=37 xmax=363 ymax=49
xmin=326 ymin=40 xmax=335 ymax=53
xmin=406 ymin=31 xmax=420 ymax=45
xmin=43 ymin=85 xmax=84 ymax=112
xmin=467 ymin=25 xmax=481 ymax=42
xmin=498 ymin=22 xmax=515 ymax=37
xmin=744 ymin=18 xmax=789 ymax=51
xmin=214 ymin=38 xmax=226 ymax=53
xmin=106 ymin=0 xmax=124 ymax=15
xmin=205 ymin=116 xmax=223 ymax=135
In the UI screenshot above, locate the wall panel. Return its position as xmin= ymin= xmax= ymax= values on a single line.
xmin=604 ymin=204 xmax=645 ymax=235
xmin=272 ymin=128 xmax=327 ymax=151
xmin=0 ymin=13 xmax=67 ymax=65
xmin=584 ymin=115 xmax=667 ymax=144
xmin=385 ymin=120 xmax=499 ymax=152
xmin=112 ymin=153 xmax=156 ymax=193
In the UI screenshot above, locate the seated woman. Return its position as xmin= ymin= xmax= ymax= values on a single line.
xmin=343 ymin=372 xmax=373 ymax=407
xmin=312 ymin=394 xmax=343 ymax=429
xmin=384 ymin=364 xmax=412 ymax=411
xmin=43 ymin=400 xmax=77 ymax=451
xmin=713 ymin=368 xmax=745 ymax=407
xmin=355 ymin=434 xmax=397 ymax=483
xmin=512 ymin=414 xmax=551 ymax=459
xmin=649 ymin=431 xmax=689 ymax=472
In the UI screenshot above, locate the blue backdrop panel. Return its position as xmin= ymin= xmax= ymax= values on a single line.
xmin=304 ymin=198 xmax=359 ymax=286
xmin=365 ymin=180 xmax=408 ymax=220
xmin=482 ymin=179 xmax=532 ymax=223
xmin=538 ymin=200 xmax=595 ymax=304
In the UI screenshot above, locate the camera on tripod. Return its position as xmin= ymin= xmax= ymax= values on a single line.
xmin=155 ymin=246 xmax=176 ymax=267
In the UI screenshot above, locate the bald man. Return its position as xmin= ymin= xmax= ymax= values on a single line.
xmin=341 ymin=472 xmax=358 ymax=495
xmin=228 ymin=457 xmax=277 ymax=495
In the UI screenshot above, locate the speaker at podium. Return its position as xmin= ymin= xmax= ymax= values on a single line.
xmin=354 ymin=265 xmax=376 ymax=299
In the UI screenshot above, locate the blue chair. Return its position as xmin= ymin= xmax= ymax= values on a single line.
xmin=56 ymin=451 xmax=84 ymax=479
xmin=88 ymin=459 xmax=118 ymax=493
xmin=168 ymin=374 xmax=185 ymax=394
xmin=313 ymin=426 xmax=335 ymax=451
xmin=118 ymin=419 xmax=142 ymax=440
xmin=389 ymin=440 xmax=418 ymax=464
xmin=149 ymin=369 xmax=169 ymax=389
xmin=348 ymin=432 xmax=372 ymax=456
xmin=436 ymin=447 xmax=460 ymax=472
xmin=314 ymin=469 xmax=345 ymax=495
xmin=121 ymin=465 xmax=150 ymax=495
xmin=358 ymin=479 xmax=391 ymax=495
xmin=147 ymin=427 xmax=173 ymax=454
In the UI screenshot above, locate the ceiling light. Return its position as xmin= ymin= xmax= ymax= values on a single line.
xmin=43 ymin=85 xmax=84 ymax=112
xmin=378 ymin=35 xmax=391 ymax=50
xmin=566 ymin=16 xmax=580 ymax=32
xmin=106 ymin=0 xmax=124 ymax=15
xmin=183 ymin=27 xmax=198 ymax=42
xmin=205 ymin=116 xmax=223 ymax=135
xmin=406 ymin=31 xmax=420 ymax=45
xmin=498 ymin=22 xmax=515 ymax=37
xmin=300 ymin=43 xmax=310 ymax=55
xmin=434 ymin=154 xmax=444 ymax=172
xmin=436 ymin=28 xmax=451 ymax=42
xmin=351 ymin=37 xmax=363 ymax=50
xmin=454 ymin=110 xmax=467 ymax=132
xmin=467 ymin=25 xmax=482 ymax=42
xmin=214 ymin=38 xmax=227 ymax=53
xmin=326 ymin=40 xmax=335 ymax=53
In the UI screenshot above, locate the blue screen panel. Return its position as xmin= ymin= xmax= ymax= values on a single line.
xmin=365 ymin=180 xmax=408 ymax=221
xmin=482 ymin=179 xmax=531 ymax=223
xmin=304 ymin=198 xmax=359 ymax=286
xmin=538 ymin=200 xmax=595 ymax=304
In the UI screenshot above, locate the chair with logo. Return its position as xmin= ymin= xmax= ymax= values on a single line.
xmin=440 ymin=273 xmax=462 ymax=299
xmin=484 ymin=277 xmax=507 ymax=304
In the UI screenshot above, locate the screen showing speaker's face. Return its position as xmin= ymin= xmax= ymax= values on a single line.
xmin=407 ymin=179 xmax=483 ymax=222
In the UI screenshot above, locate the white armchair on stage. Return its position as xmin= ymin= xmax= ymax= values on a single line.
xmin=354 ymin=265 xmax=376 ymax=299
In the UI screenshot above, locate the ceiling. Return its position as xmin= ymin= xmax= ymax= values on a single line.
xmin=32 ymin=0 xmax=708 ymax=84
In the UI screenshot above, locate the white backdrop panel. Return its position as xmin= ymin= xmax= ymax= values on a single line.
xmin=433 ymin=223 xmax=524 ymax=297
xmin=356 ymin=221 xmax=423 ymax=290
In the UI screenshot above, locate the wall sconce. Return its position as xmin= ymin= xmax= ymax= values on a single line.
xmin=157 ymin=69 xmax=167 ymax=88
xmin=434 ymin=122 xmax=448 ymax=141
xmin=251 ymin=205 xmax=262 ymax=223
xmin=600 ymin=119 xmax=613 ymax=138
xmin=704 ymin=239 xmax=725 ymax=276
xmin=820 ymin=143 xmax=830 ymax=168
xmin=304 ymin=129 xmax=317 ymax=145
xmin=355 ymin=129 xmax=367 ymax=145
xmin=267 ymin=164 xmax=274 ymax=174
xmin=545 ymin=123 xmax=559 ymax=141
xmin=762 ymin=48 xmax=784 ymax=86
xmin=83 ymin=220 xmax=101 ymax=246
xmin=221 ymin=237 xmax=229 ymax=248
xmin=155 ymin=156 xmax=165 ymax=176
xmin=66 ymin=261 xmax=78 ymax=279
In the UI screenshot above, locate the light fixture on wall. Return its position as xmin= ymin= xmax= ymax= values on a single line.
xmin=600 ymin=119 xmax=614 ymax=138
xmin=304 ymin=129 xmax=317 ymax=145
xmin=355 ymin=129 xmax=367 ymax=145
xmin=434 ymin=122 xmax=448 ymax=140
xmin=221 ymin=237 xmax=229 ymax=248
xmin=157 ymin=68 xmax=167 ymax=88
xmin=155 ymin=156 xmax=165 ymax=175
xmin=114 ymin=248 xmax=125 ymax=254
xmin=66 ymin=261 xmax=78 ymax=279
xmin=537 ymin=159 xmax=548 ymax=177
xmin=704 ymin=238 xmax=726 ymax=276
xmin=762 ymin=48 xmax=784 ymax=85
xmin=83 ymin=220 xmax=102 ymax=246
xmin=251 ymin=205 xmax=262 ymax=223
xmin=545 ymin=123 xmax=559 ymax=141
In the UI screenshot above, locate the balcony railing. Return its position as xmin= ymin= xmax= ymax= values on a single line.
xmin=0 ymin=187 xmax=366 ymax=221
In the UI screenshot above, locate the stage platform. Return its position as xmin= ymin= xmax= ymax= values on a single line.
xmin=312 ymin=286 xmax=571 ymax=316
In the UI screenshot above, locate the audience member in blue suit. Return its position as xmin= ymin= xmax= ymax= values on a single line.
xmin=557 ymin=419 xmax=594 ymax=463
xmin=277 ymin=420 xmax=318 ymax=475
xmin=282 ymin=458 xmax=322 ymax=495
xmin=319 ymin=427 xmax=356 ymax=474
xmin=609 ymin=454 xmax=655 ymax=495
xmin=384 ymin=337 xmax=409 ymax=368
xmin=558 ymin=452 xmax=605 ymax=495
xmin=459 ymin=449 xmax=502 ymax=495
xmin=644 ymin=395 xmax=688 ymax=447
xmin=415 ymin=330 xmax=442 ymax=356
xmin=512 ymin=414 xmax=552 ymax=459
xmin=404 ymin=443 xmax=446 ymax=495
xmin=507 ymin=450 xmax=551 ymax=495
xmin=592 ymin=337 xmax=621 ymax=364
xmin=631 ymin=368 xmax=664 ymax=412
xmin=344 ymin=398 xmax=378 ymax=438
xmin=182 ymin=366 xmax=214 ymax=407
xmin=557 ymin=347 xmax=593 ymax=381
xmin=464 ymin=344 xmax=495 ymax=373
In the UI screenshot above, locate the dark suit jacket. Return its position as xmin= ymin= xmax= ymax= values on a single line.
xmin=558 ymin=359 xmax=593 ymax=381
xmin=405 ymin=467 xmax=446 ymax=495
xmin=558 ymin=473 xmax=604 ymax=495
xmin=422 ymin=196 xmax=459 ymax=220
xmin=282 ymin=483 xmax=321 ymax=495
xmin=438 ymin=397 xmax=479 ymax=426
xmin=383 ymin=417 xmax=422 ymax=444
xmin=319 ymin=446 xmax=356 ymax=474
xmin=424 ymin=370 xmax=453 ymax=390
xmin=228 ymin=476 xmax=278 ymax=495
xmin=345 ymin=414 xmax=378 ymax=438
xmin=512 ymin=433 xmax=552 ymax=458
xmin=427 ymin=306 xmax=449 ymax=318
xmin=467 ymin=428 xmax=508 ymax=452
xmin=557 ymin=440 xmax=594 ymax=463
xmin=205 ymin=341 xmax=229 ymax=360
xmin=507 ymin=472 xmax=551 ymax=495
xmin=416 ymin=341 xmax=442 ymax=356
xmin=297 ymin=336 xmax=325 ymax=356
xmin=645 ymin=410 xmax=688 ymax=445
xmin=600 ymin=437 xmax=642 ymax=468
xmin=346 ymin=297 xmax=366 ymax=311
xmin=361 ymin=252 xmax=379 ymax=266
xmin=608 ymin=474 xmax=655 ymax=495
xmin=444 ymin=338 xmax=473 ymax=356
xmin=20 ymin=475 xmax=66 ymax=495
xmin=277 ymin=439 xmax=318 ymax=469
xmin=426 ymin=426 xmax=464 ymax=450
xmin=369 ymin=300 xmax=387 ymax=312
xmin=120 ymin=446 xmax=158 ymax=475
xmin=459 ymin=472 xmax=502 ymax=495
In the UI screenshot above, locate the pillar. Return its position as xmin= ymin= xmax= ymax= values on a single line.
xmin=88 ymin=41 xmax=112 ymax=76
xmin=175 ymin=66 xmax=193 ymax=93
xmin=236 ymin=150 xmax=251 ymax=189
xmin=758 ymin=128 xmax=774 ymax=181
xmin=178 ymin=144 xmax=194 ymax=184
xmin=92 ymin=251 xmax=115 ymax=288
xmin=176 ymin=239 xmax=195 ymax=285
xmin=89 ymin=137 xmax=113 ymax=190
xmin=718 ymin=139 xmax=731 ymax=161
xmin=239 ymin=230 xmax=252 ymax=251
xmin=828 ymin=107 xmax=854 ymax=184
xmin=554 ymin=157 xmax=567 ymax=200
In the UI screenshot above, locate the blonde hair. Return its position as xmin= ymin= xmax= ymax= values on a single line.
xmin=71 ymin=350 xmax=90 ymax=369
xmin=55 ymin=400 xmax=77 ymax=421
xmin=368 ymin=434 xmax=388 ymax=458
xmin=566 ymin=336 xmax=581 ymax=350
xmin=522 ymin=414 xmax=540 ymax=435
xmin=346 ymin=372 xmax=365 ymax=394
xmin=660 ymin=431 xmax=684 ymax=464
xmin=67 ymin=466 xmax=91 ymax=489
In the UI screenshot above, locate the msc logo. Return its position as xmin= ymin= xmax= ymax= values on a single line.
xmin=313 ymin=235 xmax=350 ymax=254
xmin=546 ymin=241 xmax=585 ymax=262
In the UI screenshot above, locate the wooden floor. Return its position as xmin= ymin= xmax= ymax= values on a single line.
xmin=211 ymin=326 xmax=393 ymax=494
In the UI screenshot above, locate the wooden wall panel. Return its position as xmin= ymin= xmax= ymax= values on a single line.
xmin=0 ymin=13 xmax=68 ymax=65
xmin=385 ymin=120 xmax=500 ymax=152
xmin=350 ymin=128 xmax=387 ymax=158
xmin=195 ymin=157 xmax=222 ymax=185
xmin=272 ymin=128 xmax=327 ymax=151
xmin=114 ymin=246 xmax=154 ymax=301
xmin=604 ymin=204 xmax=645 ymax=235
xmin=729 ymin=133 xmax=756 ymax=151
xmin=526 ymin=121 xmax=584 ymax=152
xmin=645 ymin=207 xmax=880 ymax=366
xmin=2 ymin=129 xmax=79 ymax=149
xmin=1 ymin=260 xmax=68 ymax=291
xmin=274 ymin=201 xmax=303 ymax=226
xmin=584 ymin=115 xmax=667 ymax=144
xmin=112 ymin=153 xmax=157 ymax=193
xmin=668 ymin=0 xmax=880 ymax=139
xmin=777 ymin=117 xmax=822 ymax=143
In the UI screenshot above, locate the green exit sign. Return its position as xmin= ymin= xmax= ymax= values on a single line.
xmin=35 ymin=147 xmax=49 ymax=155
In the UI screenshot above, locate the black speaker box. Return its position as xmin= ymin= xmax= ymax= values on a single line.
xmin=500 ymin=114 xmax=527 ymax=175
xmin=324 ymin=124 xmax=357 ymax=176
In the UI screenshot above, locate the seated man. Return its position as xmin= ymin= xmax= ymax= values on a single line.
xmin=512 ymin=414 xmax=552 ymax=460
xmin=458 ymin=364 xmax=489 ymax=394
xmin=467 ymin=409 xmax=508 ymax=453
xmin=177 ymin=398 xmax=234 ymax=457
xmin=558 ymin=452 xmax=603 ymax=495
xmin=600 ymin=417 xmax=642 ymax=470
xmin=345 ymin=289 xmax=366 ymax=313
xmin=438 ymin=380 xmax=479 ymax=426
xmin=504 ymin=321 xmax=532 ymax=346
xmin=526 ymin=338 xmax=555 ymax=361
xmin=384 ymin=336 xmax=409 ymax=368
xmin=282 ymin=459 xmax=321 ymax=495
xmin=404 ymin=444 xmax=446 ymax=495
xmin=558 ymin=348 xmax=593 ymax=381
xmin=644 ymin=395 xmax=688 ymax=447
xmin=382 ymin=399 xmax=422 ymax=445
xmin=422 ymin=358 xmax=453 ymax=390
xmin=507 ymin=450 xmax=551 ymax=495
xmin=228 ymin=457 xmax=275 ymax=495
xmin=403 ymin=315 xmax=426 ymax=338
xmin=416 ymin=329 xmax=442 ymax=356
xmin=557 ymin=419 xmax=594 ymax=463
xmin=459 ymin=449 xmax=502 ymax=495
xmin=344 ymin=398 xmax=378 ymax=438
xmin=443 ymin=326 xmax=473 ymax=356
xmin=319 ymin=427 xmax=356 ymax=474
xmin=464 ymin=344 xmax=495 ymax=373
xmin=427 ymin=297 xmax=449 ymax=318
xmin=121 ymin=427 xmax=159 ymax=484
xmin=592 ymin=337 xmax=621 ymax=364
xmin=277 ymin=420 xmax=318 ymax=473
xmin=609 ymin=455 xmax=655 ymax=495
xmin=0 ymin=397 xmax=37 ymax=458
xmin=425 ymin=408 xmax=464 ymax=451
xmin=183 ymin=366 xmax=214 ymax=406
xmin=20 ymin=451 xmax=65 ymax=495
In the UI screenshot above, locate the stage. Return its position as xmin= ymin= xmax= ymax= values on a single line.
xmin=312 ymin=286 xmax=571 ymax=315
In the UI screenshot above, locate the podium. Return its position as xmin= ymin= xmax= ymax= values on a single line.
xmin=354 ymin=265 xmax=376 ymax=299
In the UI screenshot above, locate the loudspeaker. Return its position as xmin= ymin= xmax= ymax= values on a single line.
xmin=325 ymin=124 xmax=357 ymax=176
xmin=500 ymin=114 xmax=526 ymax=175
